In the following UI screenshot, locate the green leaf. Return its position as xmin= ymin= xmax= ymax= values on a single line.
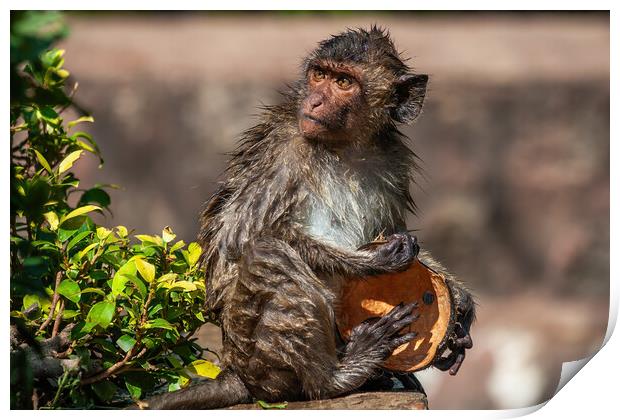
xmin=125 ymin=380 xmax=142 ymax=400
xmin=123 ymin=274 xmax=146 ymax=299
xmin=57 ymin=279 xmax=81 ymax=303
xmin=60 ymin=205 xmax=101 ymax=224
xmin=164 ymin=280 xmax=197 ymax=292
xmin=186 ymin=360 xmax=221 ymax=379
xmin=96 ymin=226 xmax=111 ymax=240
xmin=86 ymin=301 xmax=115 ymax=328
xmin=91 ymin=380 xmax=117 ymax=402
xmin=67 ymin=115 xmax=94 ymax=129
xmin=58 ymin=150 xmax=83 ymax=174
xmin=116 ymin=334 xmax=136 ymax=353
xmin=111 ymin=260 xmax=136 ymax=297
xmin=187 ymin=242 xmax=201 ymax=267
xmin=162 ymin=226 xmax=176 ymax=243
xmin=43 ymin=211 xmax=59 ymax=231
xmin=157 ymin=273 xmax=177 ymax=284
xmin=116 ymin=226 xmax=128 ymax=238
xmin=169 ymin=240 xmax=186 ymax=253
xmin=144 ymin=318 xmax=175 ymax=331
xmin=79 ymin=188 xmax=111 ymax=209
xmin=37 ymin=106 xmax=60 ymax=124
xmin=33 ymin=149 xmax=53 ymax=174
xmin=62 ymin=309 xmax=80 ymax=319
xmin=135 ymin=234 xmax=163 ymax=247
xmin=22 ymin=294 xmax=41 ymax=311
xmin=78 ymin=242 xmax=98 ymax=260
xmin=81 ymin=287 xmax=106 ymax=297
xmin=135 ymin=258 xmax=155 ymax=283
xmin=65 ymin=230 xmax=92 ymax=252
xmin=257 ymin=400 xmax=288 ymax=409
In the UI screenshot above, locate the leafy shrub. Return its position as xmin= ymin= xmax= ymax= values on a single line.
xmin=10 ymin=11 xmax=219 ymax=409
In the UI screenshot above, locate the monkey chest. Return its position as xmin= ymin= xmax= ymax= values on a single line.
xmin=301 ymin=188 xmax=400 ymax=250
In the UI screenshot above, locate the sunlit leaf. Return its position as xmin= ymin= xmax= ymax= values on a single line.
xmin=144 ymin=318 xmax=175 ymax=331
xmin=58 ymin=150 xmax=83 ymax=174
xmin=169 ymin=240 xmax=186 ymax=253
xmin=111 ymin=260 xmax=137 ymax=298
xmin=86 ymin=301 xmax=115 ymax=328
xmin=116 ymin=225 xmax=128 ymax=237
xmin=57 ymin=279 xmax=81 ymax=303
xmin=116 ymin=334 xmax=136 ymax=353
xmin=135 ymin=234 xmax=163 ymax=247
xmin=135 ymin=258 xmax=155 ymax=283
xmin=33 ymin=149 xmax=53 ymax=174
xmin=187 ymin=242 xmax=201 ymax=267
xmin=162 ymin=226 xmax=176 ymax=243
xmin=186 ymin=360 xmax=221 ymax=379
xmin=257 ymin=400 xmax=288 ymax=409
xmin=165 ymin=280 xmax=197 ymax=292
xmin=78 ymin=242 xmax=98 ymax=260
xmin=96 ymin=226 xmax=111 ymax=241
xmin=67 ymin=115 xmax=94 ymax=129
xmin=60 ymin=205 xmax=100 ymax=224
xmin=43 ymin=211 xmax=59 ymax=231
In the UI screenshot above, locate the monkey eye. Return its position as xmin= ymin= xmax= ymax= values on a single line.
xmin=336 ymin=76 xmax=353 ymax=89
xmin=312 ymin=69 xmax=326 ymax=81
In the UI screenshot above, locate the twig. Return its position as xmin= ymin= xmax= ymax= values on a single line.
xmin=32 ymin=388 xmax=39 ymax=410
xmin=80 ymin=347 xmax=146 ymax=386
xmin=38 ymin=271 xmax=63 ymax=333
xmin=51 ymin=299 xmax=65 ymax=338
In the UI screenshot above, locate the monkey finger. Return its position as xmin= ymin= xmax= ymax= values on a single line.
xmin=390 ymin=332 xmax=418 ymax=348
xmin=449 ymin=351 xmax=466 ymax=376
xmin=387 ymin=313 xmax=419 ymax=335
xmin=455 ymin=334 xmax=473 ymax=349
xmin=434 ymin=350 xmax=459 ymax=371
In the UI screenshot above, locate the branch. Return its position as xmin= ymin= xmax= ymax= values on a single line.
xmin=38 ymin=271 xmax=63 ymax=333
xmin=80 ymin=347 xmax=147 ymax=386
xmin=51 ymin=299 xmax=65 ymax=338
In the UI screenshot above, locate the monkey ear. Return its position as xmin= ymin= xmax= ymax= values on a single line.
xmin=391 ymin=74 xmax=428 ymax=124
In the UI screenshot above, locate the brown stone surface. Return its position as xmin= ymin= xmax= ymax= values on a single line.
xmin=227 ymin=391 xmax=427 ymax=410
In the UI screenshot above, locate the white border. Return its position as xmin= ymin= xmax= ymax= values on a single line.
xmin=3 ymin=2 xmax=617 ymax=419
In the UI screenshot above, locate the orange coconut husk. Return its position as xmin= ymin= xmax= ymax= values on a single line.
xmin=336 ymin=253 xmax=454 ymax=372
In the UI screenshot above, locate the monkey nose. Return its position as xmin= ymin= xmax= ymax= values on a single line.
xmin=308 ymin=95 xmax=323 ymax=111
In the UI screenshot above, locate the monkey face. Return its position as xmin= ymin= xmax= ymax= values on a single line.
xmin=298 ymin=64 xmax=369 ymax=143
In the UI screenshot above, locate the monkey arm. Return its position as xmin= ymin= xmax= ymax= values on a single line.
xmin=417 ymin=250 xmax=475 ymax=375
xmin=287 ymin=229 xmax=419 ymax=278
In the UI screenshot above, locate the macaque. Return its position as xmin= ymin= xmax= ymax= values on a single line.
xmin=143 ymin=26 xmax=474 ymax=410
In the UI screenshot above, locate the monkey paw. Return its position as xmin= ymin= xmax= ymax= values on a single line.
xmin=345 ymin=301 xmax=419 ymax=361
xmin=372 ymin=233 xmax=419 ymax=272
xmin=433 ymin=315 xmax=474 ymax=376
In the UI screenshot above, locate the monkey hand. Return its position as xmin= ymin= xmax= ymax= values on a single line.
xmin=344 ymin=301 xmax=419 ymax=362
xmin=433 ymin=297 xmax=474 ymax=376
xmin=369 ymin=233 xmax=419 ymax=273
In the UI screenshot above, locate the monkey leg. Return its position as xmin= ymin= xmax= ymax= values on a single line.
xmin=229 ymin=238 xmax=418 ymax=402
xmin=137 ymin=368 xmax=251 ymax=409
xmin=418 ymin=250 xmax=475 ymax=375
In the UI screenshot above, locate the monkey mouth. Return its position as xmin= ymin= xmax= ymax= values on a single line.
xmin=302 ymin=114 xmax=328 ymax=127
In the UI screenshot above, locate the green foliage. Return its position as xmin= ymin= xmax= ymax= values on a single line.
xmin=257 ymin=400 xmax=288 ymax=409
xmin=10 ymin=11 xmax=218 ymax=409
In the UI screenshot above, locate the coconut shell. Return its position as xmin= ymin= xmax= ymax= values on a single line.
xmin=336 ymin=258 xmax=453 ymax=372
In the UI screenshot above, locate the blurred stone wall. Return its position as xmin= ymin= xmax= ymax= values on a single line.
xmin=59 ymin=12 xmax=609 ymax=409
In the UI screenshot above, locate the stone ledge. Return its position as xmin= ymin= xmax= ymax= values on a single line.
xmin=227 ymin=391 xmax=428 ymax=410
